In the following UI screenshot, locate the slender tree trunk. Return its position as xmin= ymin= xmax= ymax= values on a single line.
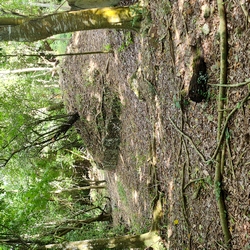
xmin=0 ymin=7 xmax=142 ymax=42
xmin=43 ymin=213 xmax=112 ymax=238
xmin=30 ymin=2 xmax=70 ymax=11
xmin=53 ymin=185 xmax=106 ymax=194
xmin=0 ymin=67 xmax=52 ymax=74
xmin=0 ymin=17 xmax=24 ymax=26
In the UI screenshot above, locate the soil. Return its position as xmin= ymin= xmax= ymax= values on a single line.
xmin=59 ymin=0 xmax=250 ymax=249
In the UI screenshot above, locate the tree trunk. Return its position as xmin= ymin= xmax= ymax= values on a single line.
xmin=0 ymin=7 xmax=142 ymax=42
xmin=43 ymin=213 xmax=112 ymax=238
xmin=53 ymin=185 xmax=105 ymax=194
xmin=30 ymin=2 xmax=70 ymax=11
xmin=40 ymin=231 xmax=162 ymax=250
xmin=0 ymin=67 xmax=52 ymax=75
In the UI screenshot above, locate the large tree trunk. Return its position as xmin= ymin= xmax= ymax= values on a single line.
xmin=0 ymin=7 xmax=141 ymax=42
xmin=41 ymin=231 xmax=162 ymax=250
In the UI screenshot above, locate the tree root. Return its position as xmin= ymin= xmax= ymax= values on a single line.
xmin=181 ymin=162 xmax=191 ymax=249
xmin=174 ymin=110 xmax=191 ymax=249
xmin=183 ymin=178 xmax=206 ymax=190
xmin=210 ymin=92 xmax=250 ymax=162
xmin=168 ymin=116 xmax=206 ymax=162
xmin=215 ymin=0 xmax=231 ymax=246
xmin=208 ymin=78 xmax=250 ymax=88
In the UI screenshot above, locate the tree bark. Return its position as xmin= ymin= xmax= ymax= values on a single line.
xmin=40 ymin=231 xmax=162 ymax=250
xmin=43 ymin=213 xmax=111 ymax=238
xmin=0 ymin=7 xmax=141 ymax=42
xmin=53 ymin=185 xmax=105 ymax=194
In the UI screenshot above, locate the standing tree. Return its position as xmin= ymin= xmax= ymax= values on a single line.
xmin=0 ymin=2 xmax=162 ymax=250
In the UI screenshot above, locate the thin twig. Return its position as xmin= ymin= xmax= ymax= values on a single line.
xmin=181 ymin=163 xmax=190 ymax=234
xmin=54 ymin=0 xmax=68 ymax=13
xmin=184 ymin=178 xmax=206 ymax=190
xmin=215 ymin=240 xmax=229 ymax=250
xmin=225 ymin=132 xmax=235 ymax=179
xmin=210 ymin=93 xmax=250 ymax=161
xmin=238 ymin=0 xmax=250 ymax=23
xmin=209 ymin=78 xmax=250 ymax=87
xmin=168 ymin=116 xmax=206 ymax=162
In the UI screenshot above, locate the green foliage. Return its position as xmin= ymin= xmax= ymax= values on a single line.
xmin=118 ymin=32 xmax=134 ymax=52
xmin=117 ymin=181 xmax=128 ymax=205
xmin=0 ymin=0 xmax=64 ymax=17
xmin=0 ymin=24 xmax=90 ymax=249
xmin=103 ymin=43 xmax=112 ymax=52
xmin=0 ymin=35 xmax=71 ymax=73
xmin=129 ymin=4 xmax=145 ymax=28
xmin=1 ymin=77 xmax=59 ymax=164
xmin=215 ymin=181 xmax=221 ymax=201
xmin=0 ymin=148 xmax=100 ymax=247
xmin=197 ymin=71 xmax=208 ymax=85
xmin=49 ymin=33 xmax=72 ymax=54
xmin=0 ymin=4 xmax=120 ymax=248
xmin=67 ymin=221 xmax=111 ymax=242
xmin=173 ymin=95 xmax=182 ymax=109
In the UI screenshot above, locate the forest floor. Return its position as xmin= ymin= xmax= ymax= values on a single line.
xmin=60 ymin=0 xmax=250 ymax=249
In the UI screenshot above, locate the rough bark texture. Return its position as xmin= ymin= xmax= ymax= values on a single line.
xmin=43 ymin=232 xmax=162 ymax=250
xmin=0 ymin=7 xmax=141 ymax=42
xmin=60 ymin=0 xmax=250 ymax=249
